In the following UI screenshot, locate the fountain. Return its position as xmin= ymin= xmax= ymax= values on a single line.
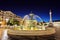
xmin=21 ymin=12 xmax=45 ymax=30
xmin=7 ymin=11 xmax=56 ymax=40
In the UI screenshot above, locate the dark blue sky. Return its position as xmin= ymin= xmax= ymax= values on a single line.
xmin=0 ymin=0 xmax=60 ymax=22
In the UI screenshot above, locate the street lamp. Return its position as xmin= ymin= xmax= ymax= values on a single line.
xmin=5 ymin=18 xmax=9 ymax=23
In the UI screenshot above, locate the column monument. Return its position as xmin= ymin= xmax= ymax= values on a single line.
xmin=48 ymin=10 xmax=53 ymax=27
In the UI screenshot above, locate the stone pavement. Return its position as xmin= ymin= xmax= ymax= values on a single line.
xmin=0 ymin=28 xmax=5 ymax=40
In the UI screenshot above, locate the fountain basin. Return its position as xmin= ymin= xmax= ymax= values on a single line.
xmin=7 ymin=27 xmax=56 ymax=40
xmin=7 ymin=27 xmax=56 ymax=36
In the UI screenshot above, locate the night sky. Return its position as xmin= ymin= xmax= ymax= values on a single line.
xmin=0 ymin=0 xmax=60 ymax=22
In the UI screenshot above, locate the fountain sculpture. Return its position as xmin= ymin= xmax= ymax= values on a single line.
xmin=19 ymin=12 xmax=45 ymax=30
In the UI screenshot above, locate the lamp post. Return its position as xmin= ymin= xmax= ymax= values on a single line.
xmin=5 ymin=18 xmax=9 ymax=23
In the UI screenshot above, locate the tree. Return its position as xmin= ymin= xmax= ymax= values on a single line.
xmin=7 ymin=18 xmax=19 ymax=26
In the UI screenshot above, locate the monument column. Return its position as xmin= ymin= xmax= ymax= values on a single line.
xmin=48 ymin=10 xmax=53 ymax=27
xmin=50 ymin=10 xmax=52 ymax=23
